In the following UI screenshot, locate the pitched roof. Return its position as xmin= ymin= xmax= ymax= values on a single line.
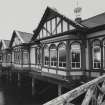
xmin=81 ymin=12 xmax=105 ymax=28
xmin=32 ymin=7 xmax=85 ymax=41
xmin=16 ymin=30 xmax=33 ymax=43
xmin=0 ymin=40 xmax=10 ymax=49
xmin=9 ymin=30 xmax=33 ymax=47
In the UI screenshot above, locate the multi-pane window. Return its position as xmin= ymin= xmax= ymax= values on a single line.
xmin=2 ymin=53 xmax=6 ymax=63
xmin=14 ymin=50 xmax=20 ymax=64
xmin=36 ymin=47 xmax=42 ymax=65
xmin=23 ymin=52 xmax=29 ymax=65
xmin=71 ymin=43 xmax=81 ymax=69
xmin=50 ymin=44 xmax=57 ymax=67
xmin=7 ymin=53 xmax=11 ymax=63
xmin=44 ymin=45 xmax=49 ymax=66
xmin=58 ymin=43 xmax=66 ymax=68
xmin=92 ymin=40 xmax=101 ymax=69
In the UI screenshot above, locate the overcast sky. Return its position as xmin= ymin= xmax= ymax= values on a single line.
xmin=0 ymin=0 xmax=105 ymax=40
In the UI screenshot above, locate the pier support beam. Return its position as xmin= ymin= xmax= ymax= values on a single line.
xmin=9 ymin=72 xmax=12 ymax=81
xmin=32 ymin=78 xmax=35 ymax=95
xmin=17 ymin=72 xmax=21 ymax=81
xmin=17 ymin=72 xmax=21 ymax=86
xmin=58 ymin=84 xmax=62 ymax=96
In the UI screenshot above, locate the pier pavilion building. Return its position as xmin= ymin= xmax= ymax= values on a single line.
xmin=0 ymin=7 xmax=105 ymax=84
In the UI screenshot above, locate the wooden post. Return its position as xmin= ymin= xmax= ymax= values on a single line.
xmin=81 ymin=85 xmax=96 ymax=105
xmin=81 ymin=40 xmax=86 ymax=72
xmin=28 ymin=47 xmax=31 ymax=70
xmin=97 ymin=81 xmax=105 ymax=105
xmin=101 ymin=43 xmax=103 ymax=75
xmin=32 ymin=78 xmax=35 ymax=95
xmin=66 ymin=40 xmax=70 ymax=80
xmin=58 ymin=84 xmax=62 ymax=96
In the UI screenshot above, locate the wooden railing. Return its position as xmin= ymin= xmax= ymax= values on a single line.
xmin=44 ymin=74 xmax=105 ymax=105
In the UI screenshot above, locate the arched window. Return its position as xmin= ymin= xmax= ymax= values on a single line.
xmin=50 ymin=44 xmax=57 ymax=67
xmin=92 ymin=40 xmax=101 ymax=69
xmin=44 ymin=45 xmax=49 ymax=66
xmin=58 ymin=43 xmax=66 ymax=68
xmin=71 ymin=42 xmax=81 ymax=69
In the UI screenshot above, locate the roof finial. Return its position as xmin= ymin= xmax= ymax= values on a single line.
xmin=74 ymin=0 xmax=82 ymax=22
xmin=74 ymin=0 xmax=82 ymax=18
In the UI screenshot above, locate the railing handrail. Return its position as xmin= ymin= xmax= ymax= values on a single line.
xmin=43 ymin=74 xmax=105 ymax=105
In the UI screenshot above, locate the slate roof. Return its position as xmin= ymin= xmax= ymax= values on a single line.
xmin=16 ymin=30 xmax=33 ymax=43
xmin=81 ymin=12 xmax=105 ymax=28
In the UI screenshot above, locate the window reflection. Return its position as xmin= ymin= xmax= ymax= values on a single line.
xmin=92 ymin=40 xmax=101 ymax=69
xmin=71 ymin=43 xmax=81 ymax=69
xmin=44 ymin=45 xmax=49 ymax=66
xmin=50 ymin=44 xmax=57 ymax=67
xmin=58 ymin=43 xmax=66 ymax=68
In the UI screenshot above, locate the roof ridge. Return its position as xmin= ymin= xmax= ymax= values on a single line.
xmin=82 ymin=12 xmax=105 ymax=22
xmin=15 ymin=30 xmax=33 ymax=35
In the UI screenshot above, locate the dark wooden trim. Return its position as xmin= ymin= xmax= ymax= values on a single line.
xmin=21 ymin=49 xmax=23 ymax=68
xmin=28 ymin=47 xmax=31 ymax=70
xmin=87 ymin=34 xmax=105 ymax=40
xmin=61 ymin=19 xmax=63 ymax=33
xmin=33 ymin=29 xmax=81 ymax=43
xmin=55 ymin=17 xmax=57 ymax=34
xmin=66 ymin=40 xmax=70 ymax=79
xmin=101 ymin=43 xmax=103 ymax=75
xmin=50 ymin=19 xmax=52 ymax=35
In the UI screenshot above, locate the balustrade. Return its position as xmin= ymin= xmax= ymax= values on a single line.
xmin=44 ymin=74 xmax=105 ymax=105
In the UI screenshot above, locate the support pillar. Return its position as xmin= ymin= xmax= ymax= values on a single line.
xmin=32 ymin=78 xmax=35 ymax=95
xmin=17 ymin=72 xmax=21 ymax=86
xmin=66 ymin=40 xmax=70 ymax=80
xmin=17 ymin=72 xmax=21 ymax=81
xmin=58 ymin=84 xmax=62 ymax=96
xmin=9 ymin=72 xmax=12 ymax=81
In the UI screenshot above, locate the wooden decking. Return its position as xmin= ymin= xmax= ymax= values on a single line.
xmin=44 ymin=74 xmax=105 ymax=105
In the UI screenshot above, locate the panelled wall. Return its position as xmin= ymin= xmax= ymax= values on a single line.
xmin=37 ymin=17 xmax=75 ymax=40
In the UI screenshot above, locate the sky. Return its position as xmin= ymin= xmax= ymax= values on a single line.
xmin=0 ymin=0 xmax=105 ymax=40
